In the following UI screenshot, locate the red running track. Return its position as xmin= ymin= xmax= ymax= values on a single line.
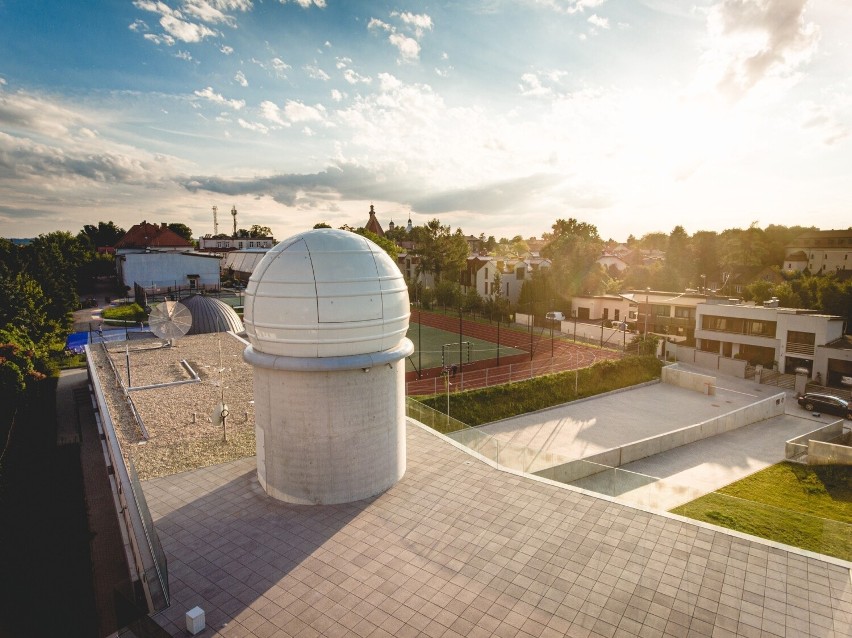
xmin=405 ymin=310 xmax=620 ymax=395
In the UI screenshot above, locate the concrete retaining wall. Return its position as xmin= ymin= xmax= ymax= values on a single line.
xmin=662 ymin=366 xmax=716 ymax=395
xmin=695 ymin=350 xmax=720 ymax=370
xmin=718 ymin=357 xmax=748 ymax=378
xmin=809 ymin=438 xmax=852 ymax=466
xmin=535 ymin=392 xmax=787 ymax=484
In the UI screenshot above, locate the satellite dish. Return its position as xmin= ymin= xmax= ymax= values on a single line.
xmin=148 ymin=301 xmax=193 ymax=342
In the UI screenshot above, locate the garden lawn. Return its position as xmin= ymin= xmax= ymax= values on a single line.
xmin=671 ymin=462 xmax=852 ymax=561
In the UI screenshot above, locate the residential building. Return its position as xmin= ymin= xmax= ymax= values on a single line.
xmin=694 ymin=298 xmax=846 ymax=376
xmin=596 ymin=253 xmax=628 ymax=274
xmin=464 ymin=254 xmax=552 ymax=305
xmin=621 ymin=290 xmax=711 ymax=342
xmin=570 ymin=294 xmax=636 ymax=324
xmin=198 ymin=236 xmax=274 ymax=251
xmin=784 ymin=228 xmax=852 ymax=274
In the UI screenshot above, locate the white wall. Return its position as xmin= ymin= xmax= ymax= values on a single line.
xmin=120 ymin=252 xmax=221 ymax=289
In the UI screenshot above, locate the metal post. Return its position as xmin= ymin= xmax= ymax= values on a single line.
xmin=496 ymin=318 xmax=501 ymax=365
xmin=458 ymin=307 xmax=463 ymax=373
xmin=418 ymin=306 xmax=422 ymax=379
xmin=529 ymin=304 xmax=533 ymax=361
xmin=600 ymin=320 xmax=604 ymax=348
xmin=125 ymin=343 xmax=131 ymax=388
xmin=573 ymin=311 xmax=577 ymax=343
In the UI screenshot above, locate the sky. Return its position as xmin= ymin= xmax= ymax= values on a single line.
xmin=0 ymin=0 xmax=850 ymax=243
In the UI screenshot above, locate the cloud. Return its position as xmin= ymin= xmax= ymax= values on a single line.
xmin=705 ymin=0 xmax=820 ymax=99
xmin=175 ymin=50 xmax=193 ymax=61
xmin=134 ymin=0 xmax=249 ymax=45
xmin=304 ymin=65 xmax=330 ymax=81
xmin=529 ymin=0 xmax=606 ymax=14
xmin=393 ymin=12 xmax=433 ymax=38
xmin=588 ymin=14 xmax=609 ymax=29
xmin=280 ymin=0 xmax=326 ymax=7
xmin=237 ymin=118 xmax=268 ymax=133
xmin=389 ymin=34 xmax=421 ymax=63
xmin=259 ymin=100 xmax=289 ymax=126
xmin=0 ymin=131 xmax=162 ymax=185
xmin=182 ymin=162 xmax=393 ymax=205
xmin=410 ymin=174 xmax=564 ymax=214
xmin=271 ymin=57 xmax=291 ymax=78
xmin=220 ymin=44 xmax=234 ymax=54
xmin=235 ymin=70 xmax=248 ymax=86
xmin=369 ymin=12 xmax=432 ymax=63
xmin=343 ymin=69 xmax=372 ymax=85
xmin=193 ymin=86 xmax=246 ymax=110
xmin=330 ymin=89 xmax=344 ymax=102
xmin=283 ymin=100 xmax=326 ymax=123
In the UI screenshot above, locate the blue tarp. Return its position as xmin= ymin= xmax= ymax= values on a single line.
xmin=65 ymin=327 xmax=149 ymax=353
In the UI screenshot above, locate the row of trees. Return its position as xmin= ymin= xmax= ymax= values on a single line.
xmin=372 ymin=216 xmax=851 ymax=324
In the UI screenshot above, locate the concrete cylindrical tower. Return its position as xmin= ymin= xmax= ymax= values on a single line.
xmin=243 ymin=229 xmax=413 ymax=505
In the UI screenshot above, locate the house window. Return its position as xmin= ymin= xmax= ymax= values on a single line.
xmin=614 ymin=309 xmax=620 ymax=321
xmin=249 ymin=241 xmax=254 ymax=248
xmin=484 ymin=282 xmax=489 ymax=295
xmin=603 ymin=308 xmax=609 ymax=320
xmin=484 ymin=268 xmax=488 ymax=281
xmin=515 ymin=267 xmax=525 ymax=280
xmin=239 ymin=242 xmax=244 ymax=249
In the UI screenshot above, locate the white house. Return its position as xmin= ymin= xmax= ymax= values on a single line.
xmin=466 ymin=255 xmax=552 ymax=305
xmin=784 ymin=229 xmax=852 ymax=274
xmin=571 ymin=294 xmax=637 ymax=325
xmin=114 ymin=221 xmax=221 ymax=291
xmin=694 ymin=298 xmax=846 ymax=376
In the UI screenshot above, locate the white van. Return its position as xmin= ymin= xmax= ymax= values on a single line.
xmin=545 ymin=311 xmax=565 ymax=321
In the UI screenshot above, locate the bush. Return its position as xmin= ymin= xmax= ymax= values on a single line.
xmin=101 ymin=302 xmax=146 ymax=322
xmin=419 ymin=355 xmax=663 ymax=426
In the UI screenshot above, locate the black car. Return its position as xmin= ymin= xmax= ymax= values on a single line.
xmin=797 ymin=392 xmax=852 ymax=419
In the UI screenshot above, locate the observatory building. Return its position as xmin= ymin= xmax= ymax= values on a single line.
xmin=179 ymin=294 xmax=244 ymax=335
xmin=242 ymin=229 xmax=413 ymax=504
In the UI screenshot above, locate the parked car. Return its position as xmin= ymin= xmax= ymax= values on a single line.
xmin=797 ymin=392 xmax=852 ymax=419
xmin=545 ymin=311 xmax=565 ymax=321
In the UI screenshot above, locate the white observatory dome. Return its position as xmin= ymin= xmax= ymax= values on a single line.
xmin=243 ymin=228 xmax=410 ymax=358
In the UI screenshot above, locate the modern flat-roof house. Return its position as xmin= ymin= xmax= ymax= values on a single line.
xmin=621 ymin=290 xmax=713 ymax=342
xmin=571 ymin=294 xmax=637 ymax=325
xmin=784 ymin=229 xmax=852 ymax=274
xmin=695 ymin=298 xmax=846 ymax=376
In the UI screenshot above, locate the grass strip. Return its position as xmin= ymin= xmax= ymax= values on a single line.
xmin=417 ymin=355 xmax=663 ymax=426
xmin=671 ymin=462 xmax=852 ymax=561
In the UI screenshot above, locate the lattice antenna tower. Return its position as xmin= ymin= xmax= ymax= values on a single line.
xmin=231 ymin=205 xmax=237 ymax=237
xmin=212 ymin=205 xmax=219 ymax=235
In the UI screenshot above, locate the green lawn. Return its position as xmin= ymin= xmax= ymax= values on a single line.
xmin=671 ymin=462 xmax=852 ymax=561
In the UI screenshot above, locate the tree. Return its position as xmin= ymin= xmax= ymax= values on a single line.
xmin=313 ymin=222 xmax=332 ymax=229
xmin=249 ymin=224 xmax=273 ymax=238
xmin=0 ymin=327 xmax=48 ymax=409
xmin=77 ymin=221 xmax=125 ymax=248
xmin=355 ymin=229 xmax=400 ymax=262
xmin=22 ymin=232 xmax=90 ymax=328
xmin=541 ymin=218 xmax=604 ymax=298
xmin=168 ymin=223 xmax=193 ymax=242
xmin=409 ymin=219 xmax=469 ymax=283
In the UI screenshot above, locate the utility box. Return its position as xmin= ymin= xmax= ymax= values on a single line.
xmin=186 ymin=606 xmax=205 ymax=635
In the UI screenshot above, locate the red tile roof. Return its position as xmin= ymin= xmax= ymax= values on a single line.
xmin=115 ymin=221 xmax=193 ymax=249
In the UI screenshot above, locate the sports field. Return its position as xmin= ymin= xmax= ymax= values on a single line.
xmin=405 ymin=322 xmax=525 ymax=374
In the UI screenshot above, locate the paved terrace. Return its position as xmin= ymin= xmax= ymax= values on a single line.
xmin=146 ymin=423 xmax=852 ymax=637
